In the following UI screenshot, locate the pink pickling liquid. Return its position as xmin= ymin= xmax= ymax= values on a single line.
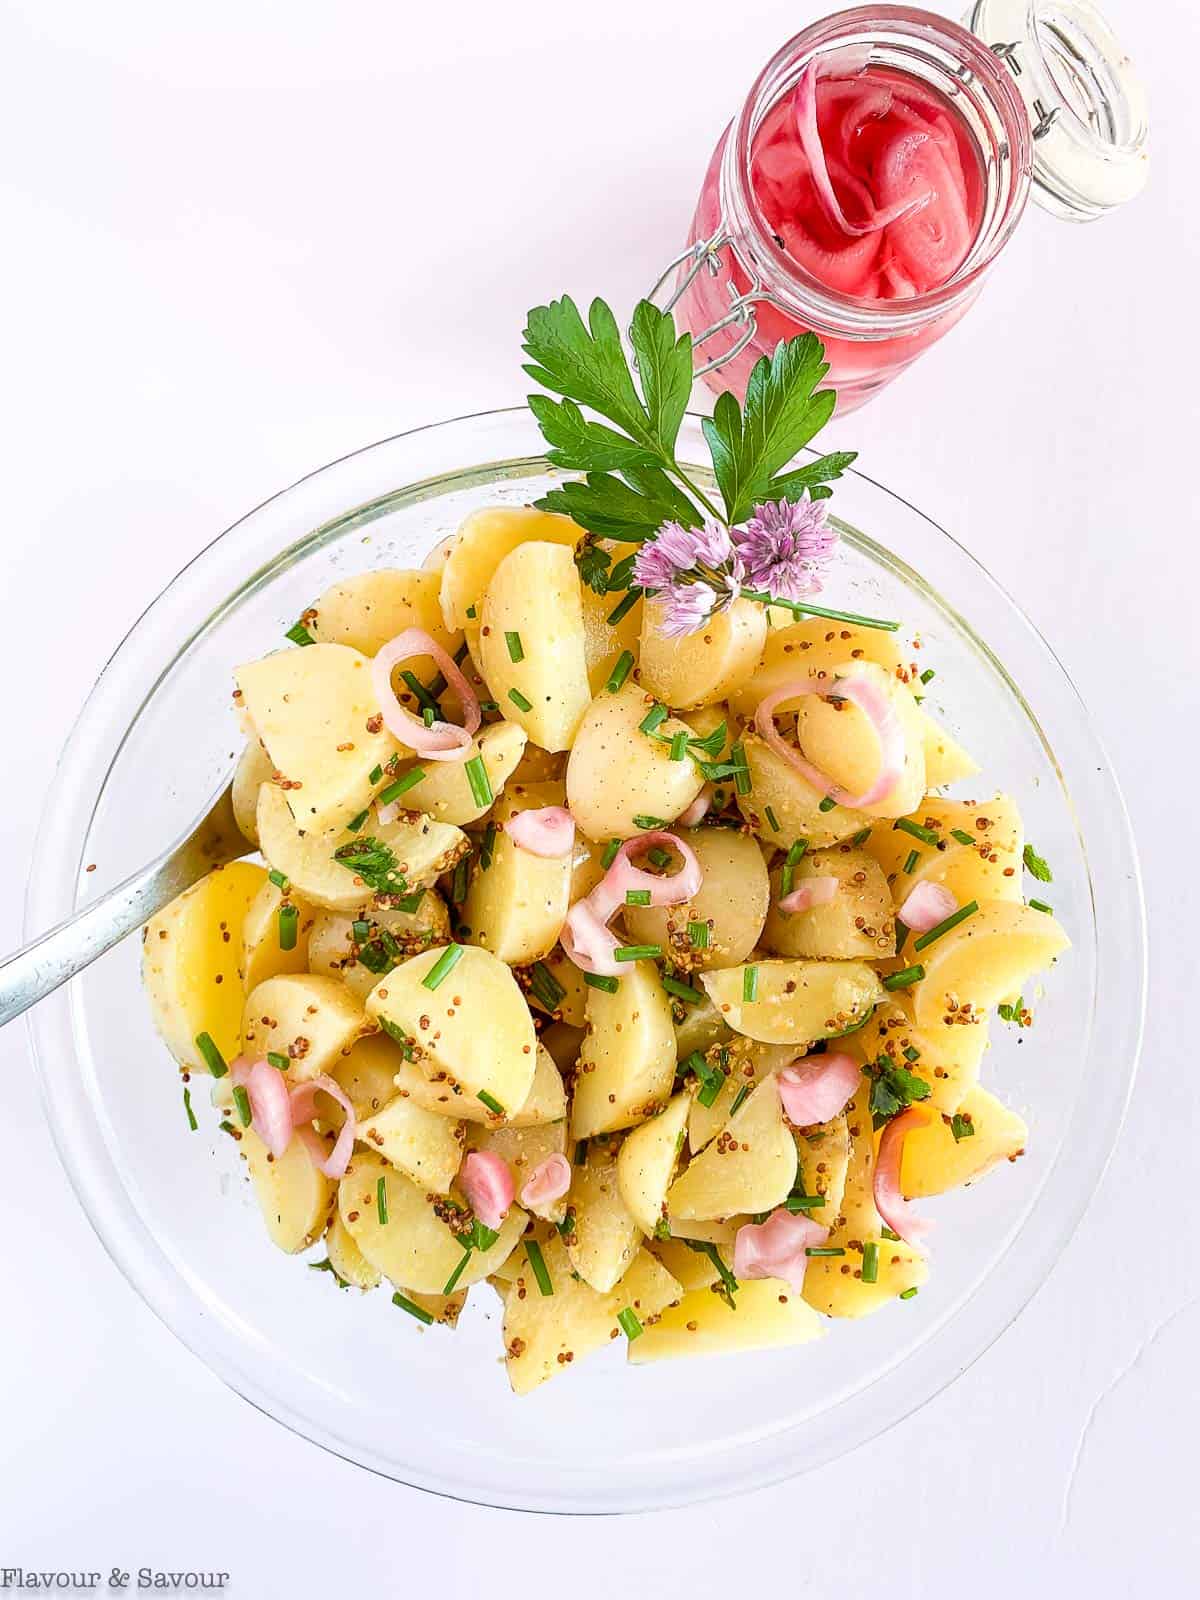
xmin=677 ymin=63 xmax=988 ymax=409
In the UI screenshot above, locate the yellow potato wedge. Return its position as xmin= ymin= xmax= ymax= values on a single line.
xmin=324 ymin=1211 xmax=382 ymax=1291
xmin=439 ymin=506 xmax=579 ymax=633
xmin=638 ymin=595 xmax=766 ymax=710
xmin=241 ymin=973 xmax=365 ymax=1081
xmin=309 ymin=567 xmax=461 ymax=660
xmin=762 ymin=846 xmax=894 ymax=961
xmin=911 ymin=901 xmax=1069 ymax=1030
xmin=623 ymin=827 xmax=770 ymax=973
xmin=397 ymin=720 xmax=527 ymax=827
xmin=566 ymin=682 xmax=704 ymax=841
xmin=616 ymin=1093 xmax=690 ymax=1237
xmin=241 ymin=877 xmax=312 ymax=992
xmin=667 ymin=1077 xmax=795 ymax=1221
xmin=460 ymin=787 xmax=572 ymax=965
xmin=855 ymin=995 xmax=990 ymax=1115
xmin=571 ymin=961 xmax=676 ymax=1139
xmin=629 ymin=1277 xmax=823 ymax=1363
xmin=565 ymin=1139 xmax=641 ymax=1292
xmin=232 ymin=740 xmax=274 ymax=847
xmin=736 ymin=732 xmax=871 ymax=849
xmin=358 ymin=1094 xmax=465 ymax=1194
xmin=700 ymin=959 xmax=884 ymax=1045
xmin=794 ymin=1111 xmax=851 ymax=1221
xmin=306 ymin=895 xmax=450 ymax=1000
xmin=241 ymin=1127 xmax=334 ymax=1254
xmin=899 ymin=1086 xmax=1028 ymax=1196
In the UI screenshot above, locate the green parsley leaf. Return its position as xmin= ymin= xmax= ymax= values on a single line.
xmin=1023 ymin=842 xmax=1053 ymax=883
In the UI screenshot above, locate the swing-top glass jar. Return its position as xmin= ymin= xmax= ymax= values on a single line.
xmin=663 ymin=2 xmax=1148 ymax=411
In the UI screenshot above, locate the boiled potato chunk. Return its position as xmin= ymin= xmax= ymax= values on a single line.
xmin=912 ymin=901 xmax=1069 ymax=1029
xmin=638 ymin=595 xmax=766 ymax=710
xmin=478 ymin=542 xmax=591 ymax=751
xmin=581 ymin=574 xmax=643 ymax=695
xmin=358 ymin=1094 xmax=464 ymax=1194
xmin=700 ymin=960 xmax=883 ymax=1045
xmin=762 ymin=847 xmax=894 ymax=961
xmin=241 ymin=974 xmax=365 ymax=1081
xmin=393 ymin=1030 xmax=562 ymax=1129
xmin=232 ymin=740 xmax=274 ymax=846
xmin=460 ymin=788 xmax=571 ymax=965
xmin=309 ymin=567 xmax=461 ymax=660
xmin=144 ymin=862 xmax=267 ymax=1071
xmin=367 ymin=944 xmax=537 ymax=1118
xmin=241 ymin=1127 xmax=333 ymax=1254
xmin=241 ymin=877 xmax=311 ymax=991
xmin=899 ymin=1086 xmax=1027 ymax=1196
xmin=473 ymin=1118 xmax=567 ymax=1199
xmin=502 ymin=1238 xmax=680 ymax=1395
xmin=623 ymin=827 xmax=769 ymax=973
xmin=329 ymin=1033 xmax=402 ymax=1119
xmin=236 ymin=643 xmax=400 ymax=834
xmin=565 ymin=1139 xmax=641 ymax=1292
xmin=527 ymin=947 xmax=588 ymax=1029
xmin=649 ymin=1237 xmax=722 ymax=1292
xmin=918 ymin=708 xmax=980 ymax=787
xmin=398 ymin=720 xmax=527 ymax=826
xmin=509 ymin=1042 xmax=568 ymax=1126
xmin=540 ymin=1019 xmax=585 ymax=1079
xmin=439 ymin=506 xmax=579 ymax=633
xmin=306 ymin=895 xmax=450 ymax=1000
xmin=571 ymin=962 xmax=676 ymax=1139
xmin=687 ymin=1039 xmax=800 ymax=1153
xmin=886 ymin=795 xmax=1023 ymax=908
xmin=667 ymin=1078 xmax=795 ymax=1221
xmin=629 ymin=1278 xmax=823 ymax=1363
xmin=794 ymin=1112 xmax=851 ymax=1222
xmin=616 ymin=1093 xmax=690 ymax=1237
xmin=736 ymin=733 xmax=871 ymax=849
xmin=727 ymin=618 xmax=907 ymax=721
xmin=673 ymin=992 xmax=732 ymax=1061
xmin=788 ymin=662 xmax=927 ymax=820
xmin=324 ymin=1212 xmax=382 ymax=1290
xmin=566 ymin=682 xmax=703 ymax=841
xmin=256 ymin=783 xmax=466 ymax=913
xmin=339 ymin=1150 xmax=525 ymax=1294
xmin=856 ymin=995 xmax=989 ymax=1115
xmin=390 ymin=1286 xmax=469 ymax=1327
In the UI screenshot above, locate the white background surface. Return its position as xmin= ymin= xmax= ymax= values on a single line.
xmin=1 ymin=0 xmax=1193 ymax=1593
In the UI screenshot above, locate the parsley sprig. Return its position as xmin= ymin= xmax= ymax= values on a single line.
xmin=866 ymin=1052 xmax=932 ymax=1129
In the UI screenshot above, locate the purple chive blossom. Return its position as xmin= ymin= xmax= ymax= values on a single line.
xmin=654 ymin=580 xmax=718 ymax=639
xmin=733 ymin=497 xmax=838 ymax=601
xmin=632 ymin=518 xmax=736 ymax=592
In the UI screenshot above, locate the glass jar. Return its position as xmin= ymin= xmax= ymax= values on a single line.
xmin=663 ymin=2 xmax=1148 ymax=412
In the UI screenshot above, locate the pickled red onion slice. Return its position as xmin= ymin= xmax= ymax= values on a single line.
xmin=504 ymin=806 xmax=576 ymax=859
xmin=288 ymin=1074 xmax=358 ymax=1179
xmin=678 ymin=788 xmax=712 ymax=827
xmin=754 ymin=673 xmax=905 ymax=809
xmin=519 ymin=1153 xmax=572 ymax=1215
xmin=562 ymin=830 xmax=703 ymax=976
xmin=779 ymin=874 xmax=839 ymax=916
xmin=371 ymin=628 xmax=481 ymax=764
xmin=777 ymin=1051 xmax=862 ymax=1126
xmin=560 ymin=896 xmax=625 ymax=977
xmin=874 ymin=1105 xmax=934 ymax=1251
xmin=898 ymin=880 xmax=957 ymax=932
xmin=733 ymin=1207 xmax=828 ymax=1293
xmin=229 ymin=1055 xmax=293 ymax=1159
xmin=459 ymin=1150 xmax=514 ymax=1230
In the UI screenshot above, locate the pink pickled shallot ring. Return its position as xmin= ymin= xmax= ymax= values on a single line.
xmin=561 ymin=830 xmax=704 ymax=977
xmin=755 ymin=672 xmax=905 ymax=809
xmin=459 ymin=1150 xmax=515 ymax=1230
xmin=288 ymin=1074 xmax=358 ymax=1179
xmin=677 ymin=787 xmax=712 ymax=827
xmin=229 ymin=1055 xmax=294 ymax=1159
xmin=519 ymin=1153 xmax=572 ymax=1215
xmin=777 ymin=1051 xmax=862 ymax=1127
xmin=733 ymin=1208 xmax=828 ymax=1293
xmin=898 ymin=880 xmax=957 ymax=932
xmin=874 ymin=1104 xmax=934 ymax=1252
xmin=504 ymin=806 xmax=576 ymax=859
xmin=371 ymin=628 xmax=481 ymax=763
xmin=778 ymin=874 xmax=839 ymax=916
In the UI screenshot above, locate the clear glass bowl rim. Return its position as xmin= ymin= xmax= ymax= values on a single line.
xmin=23 ymin=406 xmax=1147 ymax=1514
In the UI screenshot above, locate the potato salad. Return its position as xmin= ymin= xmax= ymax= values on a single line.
xmin=143 ymin=499 xmax=1068 ymax=1395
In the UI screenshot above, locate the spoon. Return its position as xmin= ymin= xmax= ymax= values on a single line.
xmin=1 ymin=780 xmax=248 ymax=1029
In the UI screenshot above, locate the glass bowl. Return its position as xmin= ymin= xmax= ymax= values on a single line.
xmin=25 ymin=408 xmax=1145 ymax=1513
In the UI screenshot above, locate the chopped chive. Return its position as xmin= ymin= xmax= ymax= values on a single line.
xmin=377 ymin=1176 xmax=389 ymax=1225
xmin=902 ymin=1047 xmax=920 ymax=1064
xmin=285 ymin=620 xmax=315 ymax=647
xmin=232 ymin=1085 xmax=252 ymax=1127
xmin=780 ymin=838 xmax=808 ymax=899
xmin=182 ymin=1085 xmax=198 ymax=1131
xmin=268 ymin=868 xmax=289 ymax=891
xmin=687 ymin=920 xmax=710 ymax=950
xmin=647 ymin=845 xmax=672 ymax=868
xmin=556 ymin=1212 xmax=576 ymax=1238
xmin=903 ymin=849 xmax=920 ymax=875
xmin=508 ymin=686 xmax=533 ymax=713
xmin=615 ymin=943 xmax=662 ymax=963
xmin=742 ymin=965 xmax=759 ymax=1003
xmin=529 ymin=961 xmax=567 ymax=1012
xmin=574 ymin=1139 xmax=588 ymax=1165
xmin=369 ymin=764 xmax=383 ymax=784
xmin=616 ymin=1307 xmax=643 ymax=1341
xmin=894 ymin=817 xmax=940 ymax=846
xmin=398 ymin=669 xmax=442 ymax=718
xmin=278 ymin=903 xmax=299 ymax=951
xmin=849 ymin=828 xmax=872 ymax=847
xmin=696 ymin=1073 xmax=724 ymax=1109
xmin=785 ymin=1193 xmax=825 ymax=1211
xmin=913 ymin=900 xmax=979 ymax=952
xmin=729 ymin=1083 xmax=751 ymax=1116
xmin=422 ymin=943 xmax=464 ymax=990
xmin=900 ymin=1286 xmax=919 ymax=1300
xmin=669 ymin=730 xmax=689 ymax=762
xmin=951 ymin=828 xmax=976 ymax=847
xmin=479 ymin=700 xmax=499 ymax=713
xmin=378 ymin=767 xmax=426 ymax=805
xmin=450 ymin=857 xmax=470 ymax=907
xmin=601 ymin=837 xmax=622 ymax=869
xmin=662 ymin=975 xmax=703 ymax=1006
xmin=422 ymin=707 xmax=436 ymax=727
xmin=950 ymin=1113 xmax=975 ymax=1142
xmin=267 ymin=1052 xmax=289 ymax=1071
xmin=476 ymin=1088 xmax=505 ymax=1117
xmin=606 ymin=650 xmax=635 ymax=693
xmin=805 ymin=1246 xmax=845 ymax=1257
xmin=345 ymin=809 xmax=369 ymax=833
xmin=1023 ymin=843 xmax=1053 ymax=883
xmin=633 ymin=814 xmax=667 ymax=830
xmin=504 ymin=630 xmax=524 ymax=663
xmin=882 ymin=1226 xmax=901 ymax=1241
xmin=194 ymin=1031 xmax=227 ymax=1079
xmin=862 ymin=1240 xmax=879 ymax=1283
xmin=1029 ymin=898 xmax=1053 ymax=915
xmin=883 ymin=964 xmax=925 ymax=991
xmin=464 ymin=754 xmax=493 ymax=809
xmin=728 ymin=741 xmax=751 ymax=796
xmin=625 ymin=888 xmax=652 ymax=906
xmin=442 ymin=1249 xmax=472 ymax=1296
xmin=639 ymin=703 xmax=668 ymax=736
xmin=894 ymin=919 xmax=909 ymax=954
xmin=525 ymin=1239 xmax=554 ymax=1297
xmin=919 ymin=668 xmax=936 ymax=685
xmin=465 ymin=604 xmax=477 ymax=620
xmin=480 ymin=821 xmax=497 ymax=869
xmin=584 ymin=972 xmax=619 ymax=993
xmin=764 ymin=805 xmax=781 ymax=833
xmin=818 ymin=795 xmax=837 ymax=813
xmin=606 ymin=587 xmax=642 ymax=626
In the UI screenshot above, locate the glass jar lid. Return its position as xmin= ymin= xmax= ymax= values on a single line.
xmin=966 ymin=0 xmax=1148 ymax=220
